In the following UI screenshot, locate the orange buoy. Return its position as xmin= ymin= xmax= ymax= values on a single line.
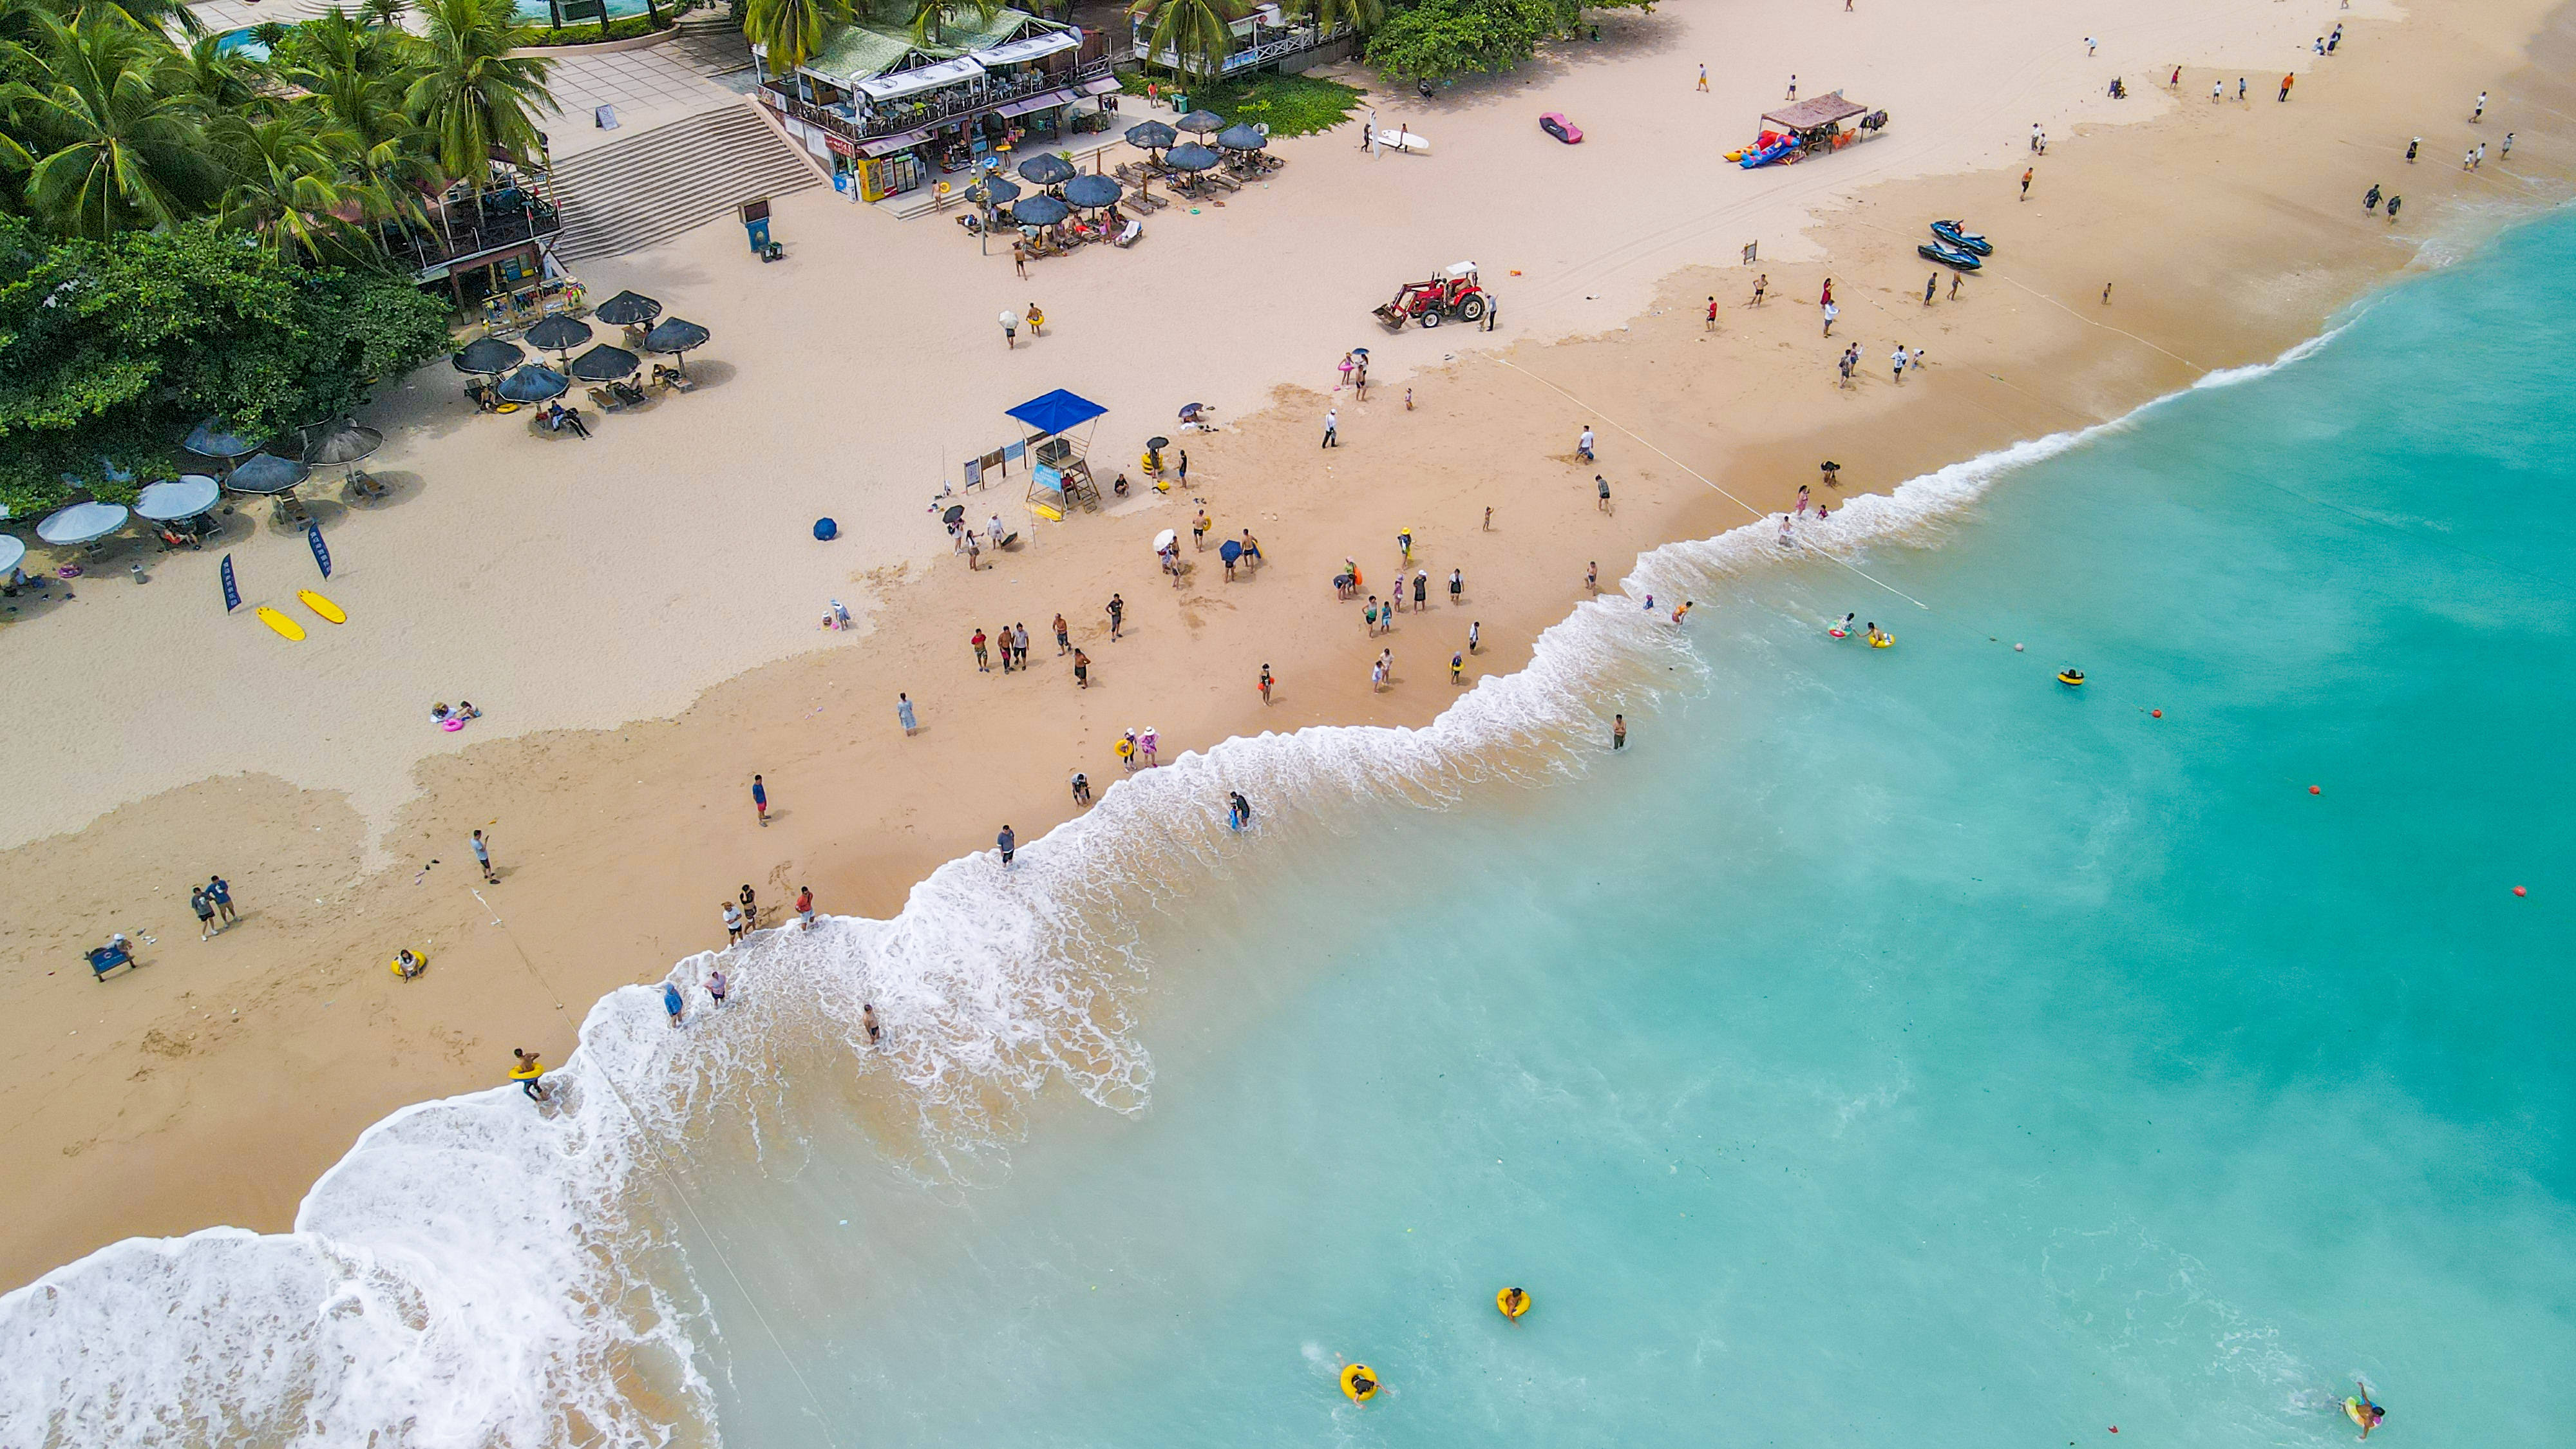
xmin=2310 ymin=786 xmax=2322 ymax=795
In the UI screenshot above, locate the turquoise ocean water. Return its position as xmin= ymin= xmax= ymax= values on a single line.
xmin=5 ymin=215 xmax=2570 ymax=1446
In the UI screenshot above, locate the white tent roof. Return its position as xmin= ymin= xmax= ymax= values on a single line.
xmin=856 ymin=55 xmax=985 ymax=100
xmin=972 ymin=31 xmax=1078 ymax=66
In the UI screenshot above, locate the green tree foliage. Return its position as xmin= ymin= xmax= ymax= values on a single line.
xmin=0 ymin=216 xmax=450 ymax=513
xmin=404 ymin=0 xmax=554 ymax=180
xmin=743 ymin=0 xmax=851 ymax=74
xmin=1365 ymin=0 xmax=1649 ymax=81
xmin=907 ymin=0 xmax=998 ymax=46
xmin=1126 ymin=0 xmax=1238 ymax=82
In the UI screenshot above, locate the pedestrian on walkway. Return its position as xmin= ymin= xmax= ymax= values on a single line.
xmin=752 ymin=774 xmax=769 ymax=826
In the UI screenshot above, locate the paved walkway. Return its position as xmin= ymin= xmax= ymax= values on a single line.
xmin=540 ymin=38 xmax=747 ymax=160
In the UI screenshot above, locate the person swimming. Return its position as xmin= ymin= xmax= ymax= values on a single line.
xmin=1830 ymin=612 xmax=1855 ymax=638
xmin=1865 ymin=622 xmax=1892 ymax=647
xmin=2345 ymin=1381 xmax=2385 ymax=1439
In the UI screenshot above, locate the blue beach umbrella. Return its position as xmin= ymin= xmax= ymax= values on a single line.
xmin=1013 ymin=194 xmax=1071 ymax=225
xmin=1063 ymin=173 xmax=1122 ymax=211
xmin=1164 ymin=142 xmax=1220 ymax=172
xmin=1124 ymin=120 xmax=1177 ymax=152
xmin=37 ymin=501 xmax=129 ymax=546
xmin=452 ymin=336 xmax=525 ymax=375
xmin=223 ymin=453 xmax=310 ymax=495
xmin=1016 ymin=153 xmax=1077 ymax=186
xmin=1215 ymin=123 xmax=1267 ymax=151
xmin=496 ymin=363 xmax=570 ymax=405
xmin=975 ymin=176 xmax=1023 ymax=205
xmin=184 ymin=417 xmax=260 ymax=460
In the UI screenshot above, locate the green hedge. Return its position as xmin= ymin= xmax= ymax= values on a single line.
xmin=1119 ymin=70 xmax=1365 ymax=139
xmin=527 ymin=10 xmax=676 ymax=46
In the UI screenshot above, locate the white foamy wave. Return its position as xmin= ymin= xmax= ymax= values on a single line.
xmin=0 ymin=327 xmax=2349 ymax=1445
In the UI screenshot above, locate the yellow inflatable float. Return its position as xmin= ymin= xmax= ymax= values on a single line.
xmin=2058 ymin=668 xmax=2086 ymax=687
xmin=388 ymin=948 xmax=428 ymax=980
xmin=1340 ymin=1364 xmax=1379 ymax=1403
xmin=1496 ymin=1286 xmax=1531 ymax=1321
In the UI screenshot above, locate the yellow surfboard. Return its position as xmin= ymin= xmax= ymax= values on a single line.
xmin=298 ymin=590 xmax=346 ymax=625
xmin=256 ymin=606 xmax=307 ymax=641
xmin=1028 ymin=502 xmax=1063 ymax=522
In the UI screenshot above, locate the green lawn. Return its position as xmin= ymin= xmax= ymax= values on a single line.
xmin=1119 ymin=69 xmax=1367 ymax=139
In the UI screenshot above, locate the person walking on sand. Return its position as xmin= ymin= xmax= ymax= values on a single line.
xmin=1613 ymin=714 xmax=1627 ymax=750
xmin=192 ymin=885 xmax=216 ymax=939
xmin=2363 ymin=184 xmax=2382 ymax=213
xmin=999 ymin=309 xmax=1018 ymax=348
xmin=2473 ymin=90 xmax=2486 ymax=123
xmin=1697 ymin=62 xmax=1709 ymax=92
xmin=1596 ymin=475 xmax=1613 ymax=512
xmin=2020 ymin=167 xmax=2032 ymax=200
xmin=997 ymin=824 xmax=1016 ymax=865
xmin=1073 ymin=647 xmax=1091 ymax=688
xmin=1468 ymin=619 xmax=1482 ymax=654
xmin=1891 ymin=345 xmax=1908 ymax=383
xmin=1054 ymin=613 xmax=1070 ymax=654
xmin=739 ymin=882 xmax=759 ymax=930
xmin=1706 ymin=295 xmax=1718 ymax=330
xmin=1785 ymin=74 xmax=1797 ymax=100
xmin=1452 ymin=650 xmax=1464 ymax=684
xmin=1012 ymin=241 xmax=1028 ymax=278
xmin=1949 ymin=272 xmax=1962 ymax=301
xmin=2030 ymin=122 xmax=2041 ymax=153
xmin=2236 ymin=76 xmax=2246 ymax=101
xmin=2084 ymin=35 xmax=2095 ymax=55
xmin=1450 ymin=568 xmax=1463 ymax=605
xmin=2212 ymin=79 xmax=2222 ymax=102
xmin=1260 ymin=663 xmax=1274 ymax=703
xmin=752 ymin=774 xmax=769 ymax=826
xmin=1321 ymin=408 xmax=1339 ymax=448
xmin=665 ymin=979 xmax=687 ymax=1027
xmin=1108 ymin=593 xmax=1125 ymax=639
xmin=2102 ymin=281 xmax=2114 ymax=305
xmin=513 ymin=1048 xmax=548 ymax=1102
xmin=2278 ymin=72 xmax=2293 ymax=102
xmin=472 ymin=829 xmax=497 ymax=883
xmin=1071 ymin=771 xmax=1092 ymax=805
xmin=897 ymin=692 xmax=918 ymax=735
xmin=2385 ymin=193 xmax=2401 ymax=222
xmin=1823 ymin=299 xmax=1839 ymax=335
xmin=2406 ymin=137 xmax=2419 ymax=162
xmin=1414 ymin=569 xmax=1429 ymax=611
xmin=1586 ymin=561 xmax=1599 ymax=594
xmin=1925 ymin=273 xmax=1937 ymax=306
xmin=1014 ymin=622 xmax=1031 ymax=668
xmin=706 ymin=968 xmax=729 ymax=1009
xmin=1753 ymin=273 xmax=1767 ymax=306
xmin=2503 ymin=131 xmax=2515 ymax=156
xmin=723 ymin=900 xmax=743 ymax=942
xmin=797 ymin=885 xmax=815 ymax=929
xmin=1578 ymin=425 xmax=1596 ymax=462
xmin=207 ymin=874 xmax=236 ymax=927
xmin=1193 ymin=508 xmax=1209 ymax=550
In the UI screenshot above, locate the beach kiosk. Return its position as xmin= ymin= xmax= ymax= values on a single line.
xmin=1006 ymin=388 xmax=1106 ymax=515
xmin=1747 ymin=92 xmax=1883 ymax=165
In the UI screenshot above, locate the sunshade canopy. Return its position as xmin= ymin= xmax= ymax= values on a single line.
xmin=1124 ymin=120 xmax=1177 ymax=150
xmin=224 ymin=453 xmax=310 ymax=494
xmin=642 ymin=317 xmax=710 ymax=354
xmin=1012 ymin=194 xmax=1070 ymax=224
xmin=184 ymin=417 xmax=260 ymax=459
xmin=299 ymin=419 xmax=383 ymax=466
xmin=135 ymin=475 xmax=221 ymax=520
xmin=495 ymin=364 xmax=570 ymax=404
xmin=568 ymin=344 xmax=641 ymax=381
xmin=453 ymin=336 xmax=526 ymax=374
xmin=37 ymin=501 xmax=128 ymax=545
xmin=524 ymin=314 xmax=594 ymax=354
xmin=1215 ymin=123 xmax=1267 ymax=151
xmin=1016 ymin=153 xmax=1076 ymax=185
xmin=1006 ymin=388 xmax=1107 ymax=437
xmin=1762 ymin=92 xmax=1868 ymax=131
xmin=976 ymin=176 xmax=1023 ymax=204
xmin=1063 ymin=173 xmax=1122 ymax=209
xmin=1174 ymin=109 xmax=1224 ymax=134
xmin=0 ymin=535 xmax=23 ymax=576
xmin=592 ymin=290 xmax=663 ymax=326
xmin=1165 ymin=142 xmax=1220 ymax=171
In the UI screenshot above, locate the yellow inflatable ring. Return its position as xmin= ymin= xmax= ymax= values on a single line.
xmin=1340 ymin=1363 xmax=1379 ymax=1403
xmin=388 ymin=950 xmax=429 ymax=978
xmin=2058 ymin=670 xmax=2085 ymax=687
xmin=1870 ymin=634 xmax=1894 ymax=649
xmin=1496 ymin=1287 xmax=1531 ymax=1320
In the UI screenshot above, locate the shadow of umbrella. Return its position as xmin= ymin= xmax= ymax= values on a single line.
xmin=1063 ymin=173 xmax=1122 ymax=211
xmin=569 ymin=344 xmax=641 ymax=382
xmin=641 ymin=317 xmax=710 ymax=375
xmin=523 ymin=314 xmax=592 ymax=365
xmin=592 ymin=290 xmax=662 ymax=327
xmin=496 ymin=363 xmax=570 ymax=405
xmin=1016 ymin=153 xmax=1077 ymax=187
xmin=451 ymin=336 xmax=526 ymax=375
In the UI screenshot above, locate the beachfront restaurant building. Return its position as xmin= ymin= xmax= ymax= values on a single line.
xmin=755 ymin=12 xmax=1117 ymax=202
xmin=1130 ymin=2 xmax=1356 ymax=80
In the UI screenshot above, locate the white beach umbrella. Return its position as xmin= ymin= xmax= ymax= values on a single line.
xmin=1152 ymin=529 xmax=1177 ymax=553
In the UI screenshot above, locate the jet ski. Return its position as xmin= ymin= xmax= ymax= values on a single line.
xmin=1929 ymin=219 xmax=1993 ymax=255
xmin=1918 ymin=240 xmax=1982 ymax=271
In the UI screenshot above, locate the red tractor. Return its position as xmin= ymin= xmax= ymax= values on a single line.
xmin=1372 ymin=261 xmax=1490 ymax=329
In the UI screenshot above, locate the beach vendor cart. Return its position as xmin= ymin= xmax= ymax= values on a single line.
xmin=1734 ymin=92 xmax=1885 ymax=167
xmin=1005 ymin=388 xmax=1107 ymax=516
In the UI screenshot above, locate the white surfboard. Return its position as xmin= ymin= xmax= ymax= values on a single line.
xmin=1373 ymin=128 xmax=1432 ymax=155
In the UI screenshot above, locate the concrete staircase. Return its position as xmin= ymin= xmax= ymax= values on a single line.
xmin=549 ymin=104 xmax=822 ymax=262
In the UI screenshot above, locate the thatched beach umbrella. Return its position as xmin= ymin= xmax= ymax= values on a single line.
xmin=1012 ymin=194 xmax=1071 ymax=225
xmin=1215 ymin=123 xmax=1267 ymax=151
xmin=1124 ymin=120 xmax=1177 ymax=153
xmin=641 ymin=317 xmax=711 ymax=374
xmin=495 ymin=363 xmax=570 ymax=405
xmin=1165 ymin=142 xmax=1221 ymax=172
xmin=592 ymin=290 xmax=662 ymax=327
xmin=1063 ymin=173 xmax=1122 ymax=211
xmin=298 ymin=418 xmax=384 ymax=468
xmin=223 ymin=453 xmax=310 ymax=495
xmin=974 ymin=175 xmax=1023 ymax=205
xmin=1174 ymin=109 xmax=1224 ymax=135
xmin=451 ymin=336 xmax=525 ymax=375
xmin=183 ymin=417 xmax=260 ymax=462
xmin=523 ymin=314 xmax=592 ymax=362
xmin=568 ymin=344 xmax=641 ymax=382
xmin=1016 ymin=153 xmax=1077 ymax=186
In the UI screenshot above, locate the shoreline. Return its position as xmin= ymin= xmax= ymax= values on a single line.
xmin=5 ymin=0 xmax=2574 ymax=1293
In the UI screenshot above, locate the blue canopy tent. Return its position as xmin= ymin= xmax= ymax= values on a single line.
xmin=1005 ymin=390 xmax=1108 ymax=513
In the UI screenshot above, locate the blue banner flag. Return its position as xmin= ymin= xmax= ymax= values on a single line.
xmin=307 ymin=523 xmax=332 ymax=580
xmin=220 ymin=554 xmax=240 ymax=612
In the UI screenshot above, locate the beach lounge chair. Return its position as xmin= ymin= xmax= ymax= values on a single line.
xmin=346 ymin=469 xmax=389 ymax=502
xmin=1206 ymin=169 xmax=1242 ymax=193
xmin=1115 ymin=219 xmax=1144 ymax=247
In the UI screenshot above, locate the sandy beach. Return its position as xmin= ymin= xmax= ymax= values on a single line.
xmin=3 ymin=0 xmax=2570 ymax=1291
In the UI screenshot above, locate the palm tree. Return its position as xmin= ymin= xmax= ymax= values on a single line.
xmin=404 ymin=0 xmax=554 ymax=182
xmin=178 ymin=30 xmax=264 ymax=111
xmin=4 ymin=14 xmax=220 ymax=238
xmin=743 ymin=0 xmax=850 ymax=76
xmin=1126 ymin=0 xmax=1237 ymax=82
xmin=214 ymin=105 xmax=361 ymax=258
xmin=281 ymin=14 xmax=438 ymax=229
xmin=358 ymin=0 xmax=409 ymax=28
xmin=907 ymin=0 xmax=997 ymax=46
xmin=1296 ymin=0 xmax=1379 ymax=37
